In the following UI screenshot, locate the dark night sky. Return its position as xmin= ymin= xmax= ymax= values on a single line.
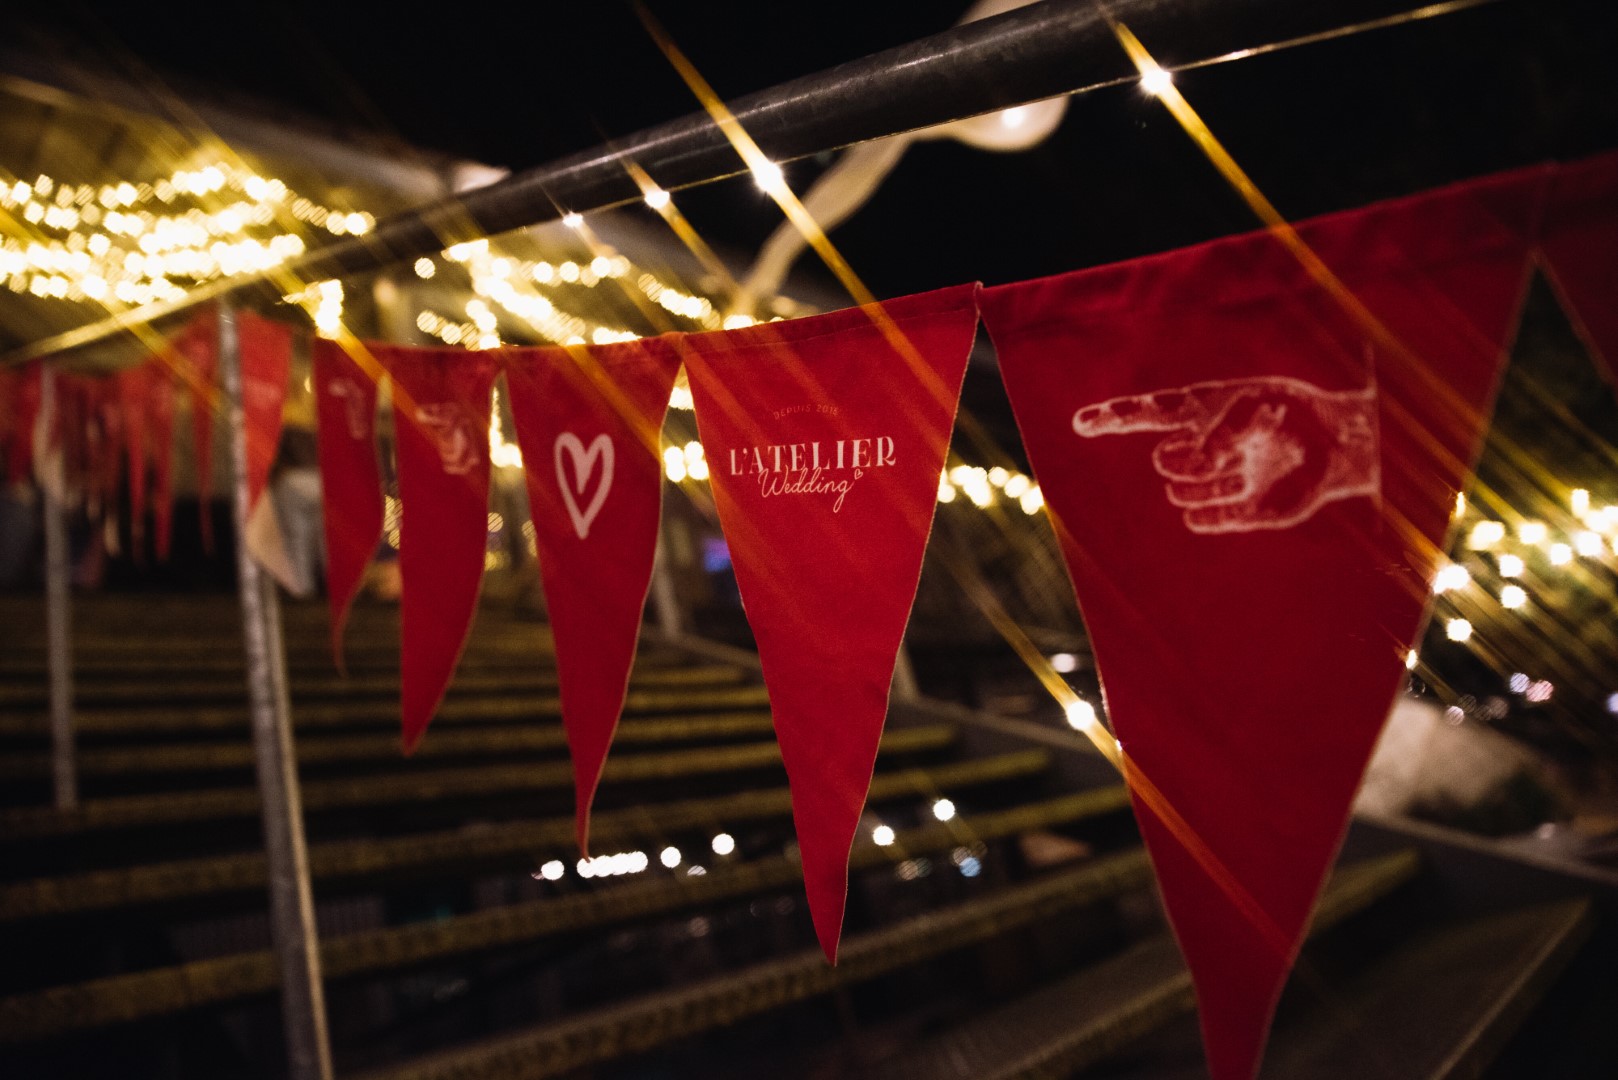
xmin=15 ymin=0 xmax=1618 ymax=298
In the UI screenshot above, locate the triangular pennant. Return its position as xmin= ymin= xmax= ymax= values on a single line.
xmin=312 ymin=338 xmax=384 ymax=672
xmin=1539 ymin=151 xmax=1618 ymax=384
xmin=148 ymin=361 xmax=177 ymax=561
xmin=680 ymin=284 xmax=979 ymax=961
xmin=981 ymin=168 xmax=1546 ymax=1080
xmin=116 ymin=364 xmax=152 ymax=556
xmin=506 ymin=336 xmax=683 ymax=853
xmin=237 ymin=311 xmax=291 ymax=512
xmin=177 ymin=312 xmax=219 ymax=552
xmin=378 ymin=345 xmax=500 ymax=753
xmin=0 ymin=364 xmax=40 ymax=485
xmin=94 ymin=377 xmax=124 ymax=524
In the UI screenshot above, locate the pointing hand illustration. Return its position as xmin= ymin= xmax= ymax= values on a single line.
xmin=1073 ymin=376 xmax=1379 ymax=533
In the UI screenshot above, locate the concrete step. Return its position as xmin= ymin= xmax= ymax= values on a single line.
xmin=0 ymin=750 xmax=1060 ymax=920
xmin=0 ymin=790 xmax=1132 ymax=1040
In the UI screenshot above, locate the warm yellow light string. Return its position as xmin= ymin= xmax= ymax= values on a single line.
xmin=631 ymin=2 xmax=959 ymax=421
xmin=621 ymin=160 xmax=741 ymax=300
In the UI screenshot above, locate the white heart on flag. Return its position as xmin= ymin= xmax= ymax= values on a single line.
xmin=554 ymin=432 xmax=614 ymax=540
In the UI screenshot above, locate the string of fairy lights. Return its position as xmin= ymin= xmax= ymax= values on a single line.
xmin=1415 ymin=489 xmax=1618 ymax=716
xmin=0 ymin=163 xmax=370 ymax=308
xmin=8 ymin=140 xmax=1615 ymax=722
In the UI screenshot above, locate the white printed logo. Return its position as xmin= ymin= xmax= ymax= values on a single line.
xmin=1073 ymin=376 xmax=1379 ymax=534
xmin=326 ymin=377 xmax=370 ymax=440
xmin=554 ymin=432 xmax=614 ymax=539
xmin=727 ymin=436 xmax=895 ymax=514
xmin=413 ymin=403 xmax=480 ymax=475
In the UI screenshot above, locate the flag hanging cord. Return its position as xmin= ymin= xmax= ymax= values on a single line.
xmin=2 ymin=0 xmax=1500 ymax=367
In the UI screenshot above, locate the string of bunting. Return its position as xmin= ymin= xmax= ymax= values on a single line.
xmin=3 ymin=149 xmax=1614 ymax=1080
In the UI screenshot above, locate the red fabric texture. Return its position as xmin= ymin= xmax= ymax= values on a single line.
xmin=238 ymin=312 xmax=290 ymax=512
xmin=981 ymin=169 xmax=1545 ymax=1080
xmin=177 ymin=312 xmax=219 ymax=551
xmin=506 ymin=337 xmax=683 ymax=853
xmin=379 ymin=345 xmax=499 ymax=753
xmin=312 ymin=339 xmax=384 ymax=672
xmin=148 ymin=361 xmax=177 ymax=561
xmin=1539 ymin=151 xmax=1618 ymax=384
xmin=680 ymin=284 xmax=979 ymax=962
xmin=94 ymin=378 xmax=124 ymax=518
xmin=116 ymin=365 xmax=152 ymax=554
xmin=0 ymin=364 xmax=39 ymax=483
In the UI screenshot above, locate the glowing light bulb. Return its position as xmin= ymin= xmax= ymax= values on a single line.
xmin=1572 ymin=488 xmax=1590 ymax=516
xmin=1500 ymin=584 xmax=1527 ymax=609
xmin=644 ymin=187 xmax=671 ymax=211
xmin=1050 ymin=652 xmax=1078 ymax=674
xmin=1405 ymin=649 xmax=1419 ymax=671
xmin=1548 ymin=543 xmax=1573 ymax=566
xmin=1446 ymin=618 xmax=1473 ymax=642
xmin=1574 ymin=530 xmax=1603 ymax=557
xmin=1519 ymin=521 xmax=1547 ymax=545
xmin=537 ymin=860 xmax=564 ymax=881
xmin=413 ymin=257 xmax=435 ymax=279
xmin=562 ymin=212 xmax=584 ymax=229
xmin=1468 ymin=521 xmax=1505 ymax=549
xmin=999 ymin=106 xmax=1027 ymax=129
xmin=1140 ymin=63 xmax=1175 ymax=97
xmin=872 ymin=825 xmax=895 ymax=847
xmin=751 ymin=160 xmax=785 ymax=193
xmin=663 ymin=445 xmax=687 ymax=483
xmin=1497 ymin=553 xmax=1524 ymax=578
xmin=932 ymin=798 xmax=956 ymax=822
xmin=1065 ymin=698 xmax=1097 ymax=730
xmin=710 ymin=833 xmax=735 ymax=856
xmin=1432 ymin=563 xmax=1470 ymax=593
xmin=660 ymin=846 xmax=681 ymax=869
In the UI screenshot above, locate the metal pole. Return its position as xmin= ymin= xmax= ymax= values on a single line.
xmin=218 ymin=301 xmax=334 ymax=1080
xmin=891 ymin=648 xmax=921 ymax=701
xmin=38 ymin=366 xmax=78 ymax=811
xmin=1 ymin=0 xmax=1466 ymax=368
xmin=649 ymin=531 xmax=684 ymax=637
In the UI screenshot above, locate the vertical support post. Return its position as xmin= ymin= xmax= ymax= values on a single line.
xmin=218 ymin=301 xmax=334 ymax=1080
xmin=649 ymin=529 xmax=683 ymax=637
xmin=890 ymin=647 xmax=920 ymax=701
xmin=38 ymin=366 xmax=78 ymax=811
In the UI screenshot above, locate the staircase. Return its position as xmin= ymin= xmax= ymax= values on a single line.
xmin=0 ymin=592 xmax=1612 ymax=1079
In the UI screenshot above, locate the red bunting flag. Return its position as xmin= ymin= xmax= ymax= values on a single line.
xmin=117 ymin=364 xmax=152 ymax=554
xmin=165 ymin=307 xmax=285 ymax=549
xmin=378 ymin=345 xmax=500 ymax=753
xmin=312 ymin=339 xmax=384 ymax=672
xmin=506 ymin=337 xmax=683 ymax=853
xmin=147 ymin=361 xmax=178 ymax=561
xmin=94 ymin=378 xmax=124 ymax=523
xmin=982 ymin=170 xmax=1545 ymax=1080
xmin=680 ymin=284 xmax=979 ymax=961
xmin=238 ymin=311 xmax=291 ymax=512
xmin=1539 ymin=151 xmax=1618 ymax=383
xmin=0 ymin=364 xmax=39 ymax=484
xmin=176 ymin=311 xmax=219 ymax=551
